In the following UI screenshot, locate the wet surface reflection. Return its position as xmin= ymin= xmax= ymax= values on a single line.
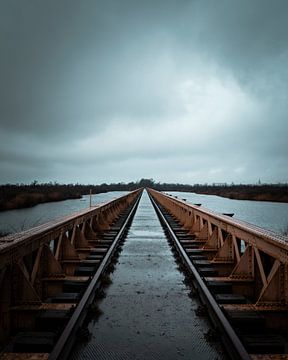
xmin=71 ymin=191 xmax=225 ymax=360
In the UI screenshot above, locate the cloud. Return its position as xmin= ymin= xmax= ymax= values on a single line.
xmin=0 ymin=0 xmax=287 ymax=184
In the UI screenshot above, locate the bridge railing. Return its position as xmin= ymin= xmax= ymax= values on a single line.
xmin=0 ymin=189 xmax=141 ymax=343
xmin=148 ymin=188 xmax=288 ymax=307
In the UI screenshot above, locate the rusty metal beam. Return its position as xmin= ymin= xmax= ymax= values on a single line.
xmin=148 ymin=188 xmax=288 ymax=306
xmin=0 ymin=190 xmax=141 ymax=270
xmin=0 ymin=189 xmax=142 ymax=347
xmin=150 ymin=190 xmax=288 ymax=263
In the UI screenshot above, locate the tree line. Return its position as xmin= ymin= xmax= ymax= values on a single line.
xmin=0 ymin=179 xmax=287 ymax=211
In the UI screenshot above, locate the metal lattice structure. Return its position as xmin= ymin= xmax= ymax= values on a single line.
xmin=149 ymin=189 xmax=288 ymax=308
xmin=0 ymin=190 xmax=141 ymax=345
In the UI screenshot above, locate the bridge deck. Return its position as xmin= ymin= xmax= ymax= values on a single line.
xmin=1 ymin=188 xmax=287 ymax=359
xmin=71 ymin=190 xmax=225 ymax=359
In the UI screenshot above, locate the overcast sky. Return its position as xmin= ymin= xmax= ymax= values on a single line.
xmin=0 ymin=0 xmax=287 ymax=185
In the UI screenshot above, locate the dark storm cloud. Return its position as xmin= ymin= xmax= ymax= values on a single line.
xmin=0 ymin=0 xmax=287 ymax=184
xmin=183 ymin=0 xmax=288 ymax=92
xmin=0 ymin=0 xmax=181 ymax=134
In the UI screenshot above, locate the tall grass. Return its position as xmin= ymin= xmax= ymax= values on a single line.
xmin=282 ymin=225 xmax=288 ymax=237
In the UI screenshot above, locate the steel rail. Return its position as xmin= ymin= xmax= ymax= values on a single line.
xmin=0 ymin=189 xmax=141 ymax=269
xmin=149 ymin=189 xmax=288 ymax=264
xmin=48 ymin=192 xmax=142 ymax=360
xmin=148 ymin=192 xmax=251 ymax=360
xmin=160 ymin=191 xmax=288 ymax=247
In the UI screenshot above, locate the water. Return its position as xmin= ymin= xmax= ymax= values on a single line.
xmin=167 ymin=191 xmax=288 ymax=234
xmin=0 ymin=191 xmax=128 ymax=234
xmin=1 ymin=190 xmax=287 ymax=236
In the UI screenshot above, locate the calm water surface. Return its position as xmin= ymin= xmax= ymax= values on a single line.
xmin=1 ymin=190 xmax=288 ymax=235
xmin=168 ymin=191 xmax=288 ymax=234
xmin=0 ymin=191 xmax=127 ymax=234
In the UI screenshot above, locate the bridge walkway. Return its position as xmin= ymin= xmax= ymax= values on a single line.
xmin=71 ymin=190 xmax=225 ymax=359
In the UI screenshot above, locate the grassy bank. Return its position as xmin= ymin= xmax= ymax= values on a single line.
xmin=0 ymin=231 xmax=11 ymax=237
xmin=0 ymin=184 xmax=83 ymax=211
xmin=1 ymin=191 xmax=81 ymax=211
xmin=0 ymin=182 xmax=138 ymax=211
xmin=1 ymin=180 xmax=287 ymax=212
xmin=190 ymin=184 xmax=288 ymax=203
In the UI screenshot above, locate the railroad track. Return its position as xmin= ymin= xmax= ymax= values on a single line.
xmin=1 ymin=188 xmax=287 ymax=360
xmin=148 ymin=191 xmax=288 ymax=360
xmin=0 ymin=191 xmax=142 ymax=360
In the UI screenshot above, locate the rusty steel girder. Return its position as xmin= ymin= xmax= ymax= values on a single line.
xmin=148 ymin=189 xmax=288 ymax=307
xmin=0 ymin=190 xmax=141 ymax=344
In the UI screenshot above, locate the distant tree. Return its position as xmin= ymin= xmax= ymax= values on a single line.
xmin=138 ymin=178 xmax=155 ymax=187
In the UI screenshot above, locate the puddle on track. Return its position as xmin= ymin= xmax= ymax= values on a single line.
xmin=71 ymin=190 xmax=226 ymax=360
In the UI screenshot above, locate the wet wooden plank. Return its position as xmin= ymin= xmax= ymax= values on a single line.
xmin=205 ymin=276 xmax=254 ymax=283
xmin=10 ymin=303 xmax=76 ymax=311
xmin=222 ymin=304 xmax=288 ymax=312
xmin=41 ymin=276 xmax=89 ymax=282
xmin=251 ymin=355 xmax=288 ymax=360
xmin=0 ymin=353 xmax=49 ymax=360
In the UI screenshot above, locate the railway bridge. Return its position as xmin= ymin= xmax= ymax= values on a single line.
xmin=0 ymin=189 xmax=287 ymax=359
